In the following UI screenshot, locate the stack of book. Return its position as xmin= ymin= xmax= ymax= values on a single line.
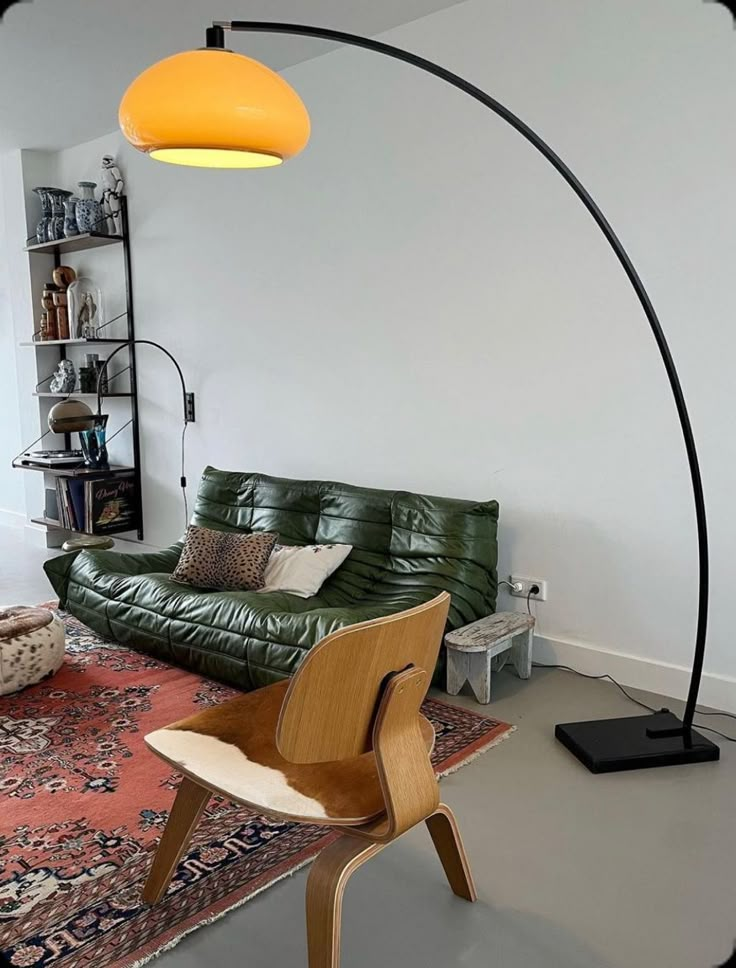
xmin=55 ymin=475 xmax=138 ymax=535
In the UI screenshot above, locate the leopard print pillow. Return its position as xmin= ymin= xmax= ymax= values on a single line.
xmin=172 ymin=526 xmax=278 ymax=591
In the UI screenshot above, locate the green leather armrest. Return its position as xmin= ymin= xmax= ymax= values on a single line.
xmin=44 ymin=542 xmax=182 ymax=607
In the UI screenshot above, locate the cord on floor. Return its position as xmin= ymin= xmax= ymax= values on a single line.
xmin=532 ymin=662 xmax=735 ymax=743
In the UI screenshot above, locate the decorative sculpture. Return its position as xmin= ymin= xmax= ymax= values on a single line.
xmin=100 ymin=155 xmax=124 ymax=235
xmin=68 ymin=277 xmax=103 ymax=339
xmin=48 ymin=360 xmax=76 ymax=395
xmin=51 ymin=266 xmax=76 ymax=341
xmin=40 ymin=283 xmax=58 ymax=340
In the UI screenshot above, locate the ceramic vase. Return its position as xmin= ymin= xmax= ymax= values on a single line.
xmin=32 ymin=187 xmax=53 ymax=244
xmin=75 ymin=182 xmax=105 ymax=234
xmin=63 ymin=196 xmax=79 ymax=237
xmin=47 ymin=190 xmax=71 ymax=241
xmin=79 ymin=415 xmax=109 ymax=468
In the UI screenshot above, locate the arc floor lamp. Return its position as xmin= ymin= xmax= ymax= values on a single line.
xmin=118 ymin=20 xmax=719 ymax=773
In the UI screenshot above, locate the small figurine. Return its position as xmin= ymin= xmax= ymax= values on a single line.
xmin=100 ymin=155 xmax=124 ymax=235
xmin=35 ymin=312 xmax=49 ymax=341
xmin=51 ymin=266 xmax=76 ymax=341
xmin=41 ymin=283 xmax=59 ymax=341
xmin=68 ymin=277 xmax=104 ymax=340
xmin=53 ymin=290 xmax=70 ymax=340
xmin=49 ymin=360 xmax=76 ymax=394
xmin=79 ymin=291 xmax=98 ymax=339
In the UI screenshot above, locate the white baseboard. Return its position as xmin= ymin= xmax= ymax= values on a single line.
xmin=535 ymin=633 xmax=736 ymax=715
xmin=0 ymin=508 xmax=25 ymax=529
xmin=24 ymin=523 xmax=59 ymax=548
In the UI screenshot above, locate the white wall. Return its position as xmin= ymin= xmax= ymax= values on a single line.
xmin=0 ymin=177 xmax=24 ymax=524
xmin=0 ymin=149 xmax=55 ymax=533
xmin=16 ymin=0 xmax=736 ymax=704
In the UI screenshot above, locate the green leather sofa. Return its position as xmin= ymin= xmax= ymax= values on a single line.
xmin=44 ymin=467 xmax=499 ymax=690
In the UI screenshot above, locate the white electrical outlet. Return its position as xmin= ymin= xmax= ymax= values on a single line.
xmin=509 ymin=576 xmax=548 ymax=602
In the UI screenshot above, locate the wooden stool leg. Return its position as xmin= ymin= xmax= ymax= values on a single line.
xmin=306 ymin=835 xmax=384 ymax=968
xmin=511 ymin=628 xmax=534 ymax=679
xmin=425 ymin=803 xmax=477 ymax=902
xmin=466 ymin=650 xmax=492 ymax=703
xmin=446 ymin=650 xmax=469 ymax=696
xmin=142 ymin=777 xmax=211 ymax=904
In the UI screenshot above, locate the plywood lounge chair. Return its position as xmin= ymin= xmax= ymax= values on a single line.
xmin=143 ymin=591 xmax=476 ymax=967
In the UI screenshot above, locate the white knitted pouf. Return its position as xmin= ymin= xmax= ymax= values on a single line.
xmin=0 ymin=606 xmax=65 ymax=696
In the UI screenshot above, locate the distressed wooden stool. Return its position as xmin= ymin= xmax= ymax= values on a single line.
xmin=445 ymin=612 xmax=535 ymax=704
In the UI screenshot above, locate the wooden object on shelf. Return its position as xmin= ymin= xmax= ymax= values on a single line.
xmin=52 ymin=290 xmax=69 ymax=340
xmin=445 ymin=611 xmax=535 ymax=704
xmin=41 ymin=284 xmax=58 ymax=340
xmin=52 ymin=265 xmax=77 ymax=290
xmin=51 ymin=265 xmax=76 ymax=341
xmin=141 ymin=593 xmax=476 ymax=968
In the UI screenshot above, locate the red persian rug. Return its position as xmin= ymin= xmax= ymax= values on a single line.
xmin=0 ymin=609 xmax=514 ymax=968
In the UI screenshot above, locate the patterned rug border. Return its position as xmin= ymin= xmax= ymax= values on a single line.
xmin=12 ymin=604 xmax=515 ymax=968
xmin=123 ymin=838 xmax=333 ymax=968
xmin=121 ymin=716 xmax=515 ymax=968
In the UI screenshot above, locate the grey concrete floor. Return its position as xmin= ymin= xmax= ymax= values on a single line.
xmin=3 ymin=525 xmax=735 ymax=968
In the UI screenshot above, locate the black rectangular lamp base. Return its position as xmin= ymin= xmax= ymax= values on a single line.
xmin=555 ymin=711 xmax=720 ymax=773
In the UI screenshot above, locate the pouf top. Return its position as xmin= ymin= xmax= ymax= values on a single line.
xmin=0 ymin=606 xmax=53 ymax=641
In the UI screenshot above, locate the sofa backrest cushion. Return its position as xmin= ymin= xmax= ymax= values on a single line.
xmin=190 ymin=467 xmax=498 ymax=627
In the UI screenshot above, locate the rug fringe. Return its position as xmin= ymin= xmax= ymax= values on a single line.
xmin=437 ymin=724 xmax=517 ymax=778
xmin=124 ymin=852 xmax=317 ymax=968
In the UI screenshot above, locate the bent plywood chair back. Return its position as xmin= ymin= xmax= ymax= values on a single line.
xmin=276 ymin=592 xmax=451 ymax=765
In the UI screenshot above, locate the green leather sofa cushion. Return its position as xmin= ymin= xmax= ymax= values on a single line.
xmin=44 ymin=468 xmax=499 ymax=690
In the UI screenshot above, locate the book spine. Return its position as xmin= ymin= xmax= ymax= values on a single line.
xmin=55 ymin=479 xmax=67 ymax=528
xmin=85 ymin=481 xmax=92 ymax=533
xmin=61 ymin=480 xmax=72 ymax=530
xmin=64 ymin=477 xmax=77 ymax=531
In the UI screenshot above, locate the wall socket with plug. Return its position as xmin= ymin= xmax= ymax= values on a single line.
xmin=509 ymin=576 xmax=548 ymax=602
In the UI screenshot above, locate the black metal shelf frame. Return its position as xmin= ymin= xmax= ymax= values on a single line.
xmin=22 ymin=195 xmax=143 ymax=540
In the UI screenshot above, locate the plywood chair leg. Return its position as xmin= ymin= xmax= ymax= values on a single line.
xmin=142 ymin=776 xmax=211 ymax=905
xmin=425 ymin=803 xmax=477 ymax=901
xmin=306 ymin=835 xmax=384 ymax=968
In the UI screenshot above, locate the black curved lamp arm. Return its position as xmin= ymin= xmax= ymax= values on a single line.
xmin=96 ymin=339 xmax=191 ymax=423
xmin=212 ymin=19 xmax=707 ymax=731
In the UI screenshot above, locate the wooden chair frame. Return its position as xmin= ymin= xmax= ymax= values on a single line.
xmin=142 ymin=593 xmax=476 ymax=967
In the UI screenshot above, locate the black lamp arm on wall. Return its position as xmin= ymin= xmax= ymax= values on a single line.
xmin=96 ymin=339 xmax=195 ymax=525
xmin=95 ymin=339 xmax=194 ymax=424
xmin=204 ymin=20 xmax=714 ymax=771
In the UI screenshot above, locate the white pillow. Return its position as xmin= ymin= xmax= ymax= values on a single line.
xmin=260 ymin=543 xmax=353 ymax=598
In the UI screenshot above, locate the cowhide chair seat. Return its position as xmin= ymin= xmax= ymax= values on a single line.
xmin=146 ymin=678 xmax=435 ymax=824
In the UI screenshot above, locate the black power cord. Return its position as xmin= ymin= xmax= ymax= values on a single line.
xmin=532 ymin=662 xmax=735 ymax=743
xmin=510 ymin=580 xmax=734 ymax=742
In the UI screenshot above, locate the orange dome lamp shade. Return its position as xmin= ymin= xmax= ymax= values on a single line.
xmin=119 ymin=48 xmax=310 ymax=168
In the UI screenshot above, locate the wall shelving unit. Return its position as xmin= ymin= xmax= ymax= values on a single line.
xmin=13 ymin=196 xmax=144 ymax=540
